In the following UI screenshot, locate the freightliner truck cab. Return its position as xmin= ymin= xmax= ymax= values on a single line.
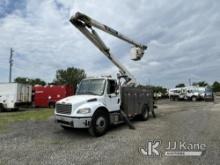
xmin=55 ymin=77 xmax=121 ymax=136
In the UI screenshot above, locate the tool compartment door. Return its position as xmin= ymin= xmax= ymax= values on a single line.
xmin=121 ymin=87 xmax=153 ymax=116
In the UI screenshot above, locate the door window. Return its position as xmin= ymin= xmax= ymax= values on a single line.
xmin=107 ymin=80 xmax=117 ymax=94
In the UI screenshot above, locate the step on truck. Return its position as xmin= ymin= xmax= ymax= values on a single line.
xmin=54 ymin=12 xmax=156 ymax=136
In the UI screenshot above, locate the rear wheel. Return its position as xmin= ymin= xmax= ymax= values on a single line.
xmin=88 ymin=110 xmax=109 ymax=137
xmin=192 ymin=96 xmax=197 ymax=102
xmin=32 ymin=102 xmax=36 ymax=108
xmin=140 ymin=105 xmax=149 ymax=121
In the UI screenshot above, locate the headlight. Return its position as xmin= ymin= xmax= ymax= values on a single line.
xmin=77 ymin=108 xmax=91 ymax=114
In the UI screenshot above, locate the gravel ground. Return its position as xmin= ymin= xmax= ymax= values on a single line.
xmin=0 ymin=98 xmax=220 ymax=165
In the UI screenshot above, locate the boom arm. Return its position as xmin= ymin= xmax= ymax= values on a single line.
xmin=70 ymin=12 xmax=147 ymax=86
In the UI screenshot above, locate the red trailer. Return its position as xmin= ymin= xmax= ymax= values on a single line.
xmin=32 ymin=85 xmax=74 ymax=108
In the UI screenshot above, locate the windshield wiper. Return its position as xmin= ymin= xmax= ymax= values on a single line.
xmin=85 ymin=91 xmax=99 ymax=95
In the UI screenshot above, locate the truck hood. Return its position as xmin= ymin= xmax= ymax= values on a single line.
xmin=57 ymin=95 xmax=100 ymax=105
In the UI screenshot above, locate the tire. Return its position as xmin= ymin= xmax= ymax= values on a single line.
xmin=32 ymin=102 xmax=36 ymax=108
xmin=192 ymin=96 xmax=197 ymax=102
xmin=88 ymin=110 xmax=109 ymax=137
xmin=49 ymin=102 xmax=55 ymax=109
xmin=0 ymin=104 xmax=4 ymax=112
xmin=140 ymin=105 xmax=149 ymax=121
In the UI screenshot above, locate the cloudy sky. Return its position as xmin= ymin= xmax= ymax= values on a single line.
xmin=0 ymin=0 xmax=219 ymax=87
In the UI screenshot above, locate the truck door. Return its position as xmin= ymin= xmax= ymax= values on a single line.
xmin=105 ymin=80 xmax=120 ymax=111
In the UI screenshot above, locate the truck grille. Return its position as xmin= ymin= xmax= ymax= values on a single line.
xmin=56 ymin=104 xmax=72 ymax=114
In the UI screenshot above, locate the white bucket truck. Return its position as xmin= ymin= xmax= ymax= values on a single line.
xmin=55 ymin=12 xmax=155 ymax=136
xmin=169 ymin=86 xmax=207 ymax=101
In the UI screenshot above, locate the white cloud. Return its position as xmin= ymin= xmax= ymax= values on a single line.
xmin=0 ymin=0 xmax=219 ymax=87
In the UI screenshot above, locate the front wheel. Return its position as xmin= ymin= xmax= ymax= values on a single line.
xmin=192 ymin=96 xmax=197 ymax=102
xmin=88 ymin=110 xmax=109 ymax=137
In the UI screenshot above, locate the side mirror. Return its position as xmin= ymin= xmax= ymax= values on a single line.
xmin=115 ymin=89 xmax=119 ymax=95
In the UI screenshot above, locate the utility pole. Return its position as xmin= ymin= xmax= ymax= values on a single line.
xmin=188 ymin=78 xmax=191 ymax=86
xmin=9 ymin=48 xmax=14 ymax=83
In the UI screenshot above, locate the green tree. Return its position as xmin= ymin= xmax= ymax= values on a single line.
xmin=14 ymin=77 xmax=28 ymax=84
xmin=212 ymin=81 xmax=220 ymax=92
xmin=175 ymin=83 xmax=185 ymax=88
xmin=14 ymin=77 xmax=46 ymax=86
xmin=53 ymin=67 xmax=86 ymax=87
xmin=192 ymin=81 xmax=208 ymax=87
xmin=152 ymin=86 xmax=167 ymax=95
xmin=31 ymin=78 xmax=46 ymax=86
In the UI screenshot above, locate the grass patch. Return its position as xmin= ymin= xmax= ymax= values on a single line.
xmin=0 ymin=108 xmax=54 ymax=132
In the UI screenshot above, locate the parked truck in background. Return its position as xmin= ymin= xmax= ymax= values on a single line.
xmin=185 ymin=86 xmax=205 ymax=101
xmin=0 ymin=83 xmax=32 ymax=111
xmin=169 ymin=86 xmax=213 ymax=101
xmin=32 ymin=85 xmax=74 ymax=108
xmin=54 ymin=12 xmax=155 ymax=136
xmin=168 ymin=88 xmax=182 ymax=101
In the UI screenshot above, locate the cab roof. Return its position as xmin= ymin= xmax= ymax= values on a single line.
xmin=83 ymin=76 xmax=116 ymax=81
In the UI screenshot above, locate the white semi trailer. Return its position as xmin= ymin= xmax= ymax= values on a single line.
xmin=0 ymin=83 xmax=32 ymax=111
xmin=54 ymin=12 xmax=155 ymax=136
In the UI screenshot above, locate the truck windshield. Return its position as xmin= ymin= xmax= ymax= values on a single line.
xmin=76 ymin=79 xmax=106 ymax=96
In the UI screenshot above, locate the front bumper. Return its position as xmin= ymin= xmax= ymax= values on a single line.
xmin=55 ymin=115 xmax=92 ymax=128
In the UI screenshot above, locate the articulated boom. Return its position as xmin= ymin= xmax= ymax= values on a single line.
xmin=70 ymin=12 xmax=147 ymax=86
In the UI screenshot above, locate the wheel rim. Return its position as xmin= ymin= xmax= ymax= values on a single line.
xmin=95 ymin=116 xmax=106 ymax=132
